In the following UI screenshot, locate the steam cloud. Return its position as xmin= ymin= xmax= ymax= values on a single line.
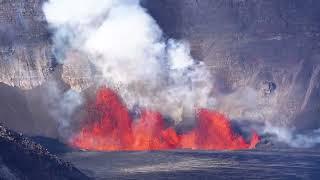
xmin=45 ymin=81 xmax=83 ymax=138
xmin=43 ymin=0 xmax=213 ymax=123
xmin=43 ymin=0 xmax=319 ymax=148
xmin=263 ymin=125 xmax=320 ymax=148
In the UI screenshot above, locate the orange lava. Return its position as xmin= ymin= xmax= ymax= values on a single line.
xmin=71 ymin=87 xmax=260 ymax=151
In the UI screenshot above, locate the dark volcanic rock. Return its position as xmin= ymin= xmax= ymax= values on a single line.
xmin=31 ymin=136 xmax=74 ymax=155
xmin=0 ymin=125 xmax=90 ymax=180
xmin=0 ymin=83 xmax=34 ymax=134
xmin=0 ymin=82 xmax=61 ymax=137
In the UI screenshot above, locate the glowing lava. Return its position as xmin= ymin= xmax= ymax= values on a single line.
xmin=71 ymin=87 xmax=260 ymax=151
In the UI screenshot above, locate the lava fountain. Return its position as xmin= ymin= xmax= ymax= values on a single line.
xmin=71 ymin=87 xmax=260 ymax=151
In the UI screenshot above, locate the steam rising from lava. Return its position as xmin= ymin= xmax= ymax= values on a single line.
xmin=43 ymin=0 xmax=319 ymax=148
xmin=43 ymin=0 xmax=261 ymax=150
xmin=44 ymin=0 xmax=213 ymax=123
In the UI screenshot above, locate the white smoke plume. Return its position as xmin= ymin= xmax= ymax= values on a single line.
xmin=43 ymin=0 xmax=214 ymax=123
xmin=43 ymin=0 xmax=320 ymax=148
xmin=44 ymin=81 xmax=83 ymax=138
xmin=263 ymin=125 xmax=320 ymax=148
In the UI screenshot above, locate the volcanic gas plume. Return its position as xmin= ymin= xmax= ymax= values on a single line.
xmin=44 ymin=0 xmax=262 ymax=150
xmin=71 ymin=88 xmax=260 ymax=151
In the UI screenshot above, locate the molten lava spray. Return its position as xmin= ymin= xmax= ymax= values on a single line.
xmin=71 ymin=88 xmax=260 ymax=151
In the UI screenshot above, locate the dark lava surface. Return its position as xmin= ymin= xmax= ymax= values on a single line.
xmin=62 ymin=149 xmax=320 ymax=180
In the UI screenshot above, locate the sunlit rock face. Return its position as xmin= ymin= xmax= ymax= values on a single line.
xmin=0 ymin=0 xmax=52 ymax=89
xmin=61 ymin=51 xmax=94 ymax=92
xmin=0 ymin=0 xmax=93 ymax=91
xmin=144 ymin=0 xmax=320 ymax=130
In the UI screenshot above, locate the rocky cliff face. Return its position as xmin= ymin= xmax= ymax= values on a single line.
xmin=0 ymin=124 xmax=90 ymax=180
xmin=0 ymin=0 xmax=92 ymax=91
xmin=144 ymin=0 xmax=320 ymax=130
xmin=0 ymin=0 xmax=319 ymax=136
xmin=0 ymin=0 xmax=53 ymax=89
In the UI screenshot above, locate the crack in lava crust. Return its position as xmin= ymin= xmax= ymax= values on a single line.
xmin=71 ymin=87 xmax=260 ymax=151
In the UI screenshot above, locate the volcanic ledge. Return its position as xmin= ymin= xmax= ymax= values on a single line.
xmin=0 ymin=124 xmax=90 ymax=180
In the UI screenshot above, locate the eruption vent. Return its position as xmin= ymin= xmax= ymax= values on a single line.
xmin=71 ymin=88 xmax=260 ymax=151
xmin=44 ymin=0 xmax=262 ymax=150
